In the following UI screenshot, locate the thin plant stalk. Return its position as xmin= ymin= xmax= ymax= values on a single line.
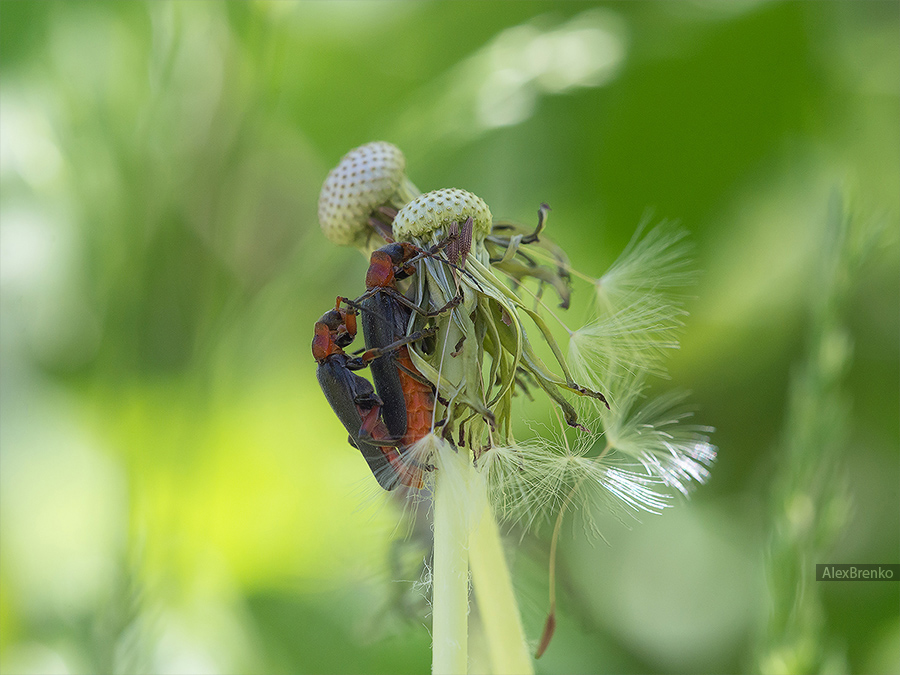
xmin=757 ymin=195 xmax=871 ymax=674
xmin=469 ymin=470 xmax=533 ymax=675
xmin=431 ymin=441 xmax=533 ymax=675
xmin=432 ymin=439 xmax=471 ymax=675
xmin=536 ymin=470 xmax=588 ymax=659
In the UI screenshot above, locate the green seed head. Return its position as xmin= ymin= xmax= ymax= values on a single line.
xmin=318 ymin=141 xmax=415 ymax=248
xmin=393 ymin=188 xmax=492 ymax=242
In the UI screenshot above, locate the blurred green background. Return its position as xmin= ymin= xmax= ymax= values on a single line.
xmin=1 ymin=1 xmax=897 ymax=674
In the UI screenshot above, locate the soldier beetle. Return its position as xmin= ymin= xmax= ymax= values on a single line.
xmin=312 ymin=301 xmax=434 ymax=490
xmin=340 ymin=222 xmax=472 ymax=454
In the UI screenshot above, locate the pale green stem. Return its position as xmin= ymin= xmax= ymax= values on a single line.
xmin=433 ymin=440 xmax=471 ymax=675
xmin=395 ymin=175 xmax=422 ymax=207
xmin=422 ymin=229 xmax=532 ymax=674
xmin=469 ymin=469 xmax=533 ymax=675
xmin=431 ymin=309 xmax=472 ymax=675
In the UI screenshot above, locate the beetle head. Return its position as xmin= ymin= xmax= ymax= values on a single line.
xmin=311 ymin=305 xmax=358 ymax=361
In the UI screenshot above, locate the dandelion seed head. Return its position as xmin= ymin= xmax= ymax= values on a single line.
xmin=393 ymin=188 xmax=493 ymax=241
xmin=318 ymin=141 xmax=413 ymax=247
xmin=415 ymin=208 xmax=715 ymax=530
xmin=318 ymin=142 xmax=716 ymax=539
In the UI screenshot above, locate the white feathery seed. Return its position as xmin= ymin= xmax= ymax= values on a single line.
xmin=594 ymin=219 xmax=697 ymax=311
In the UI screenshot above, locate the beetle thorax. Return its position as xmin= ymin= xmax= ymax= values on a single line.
xmin=365 ymin=251 xmax=396 ymax=289
xmin=311 ymin=322 xmax=340 ymax=362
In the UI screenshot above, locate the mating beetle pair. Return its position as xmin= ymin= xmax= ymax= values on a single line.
xmin=312 ymin=234 xmax=465 ymax=490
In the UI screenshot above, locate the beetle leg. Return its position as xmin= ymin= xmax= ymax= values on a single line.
xmin=352 ymin=387 xmax=382 ymax=407
xmin=399 ymin=218 xmax=483 ymax=290
xmin=337 ymin=294 xmax=370 ymax=313
xmin=427 ymin=294 xmax=463 ymax=317
xmin=368 ymin=215 xmax=394 ymax=243
xmin=395 ymin=360 xmax=435 ymax=387
xmin=355 ymin=327 xmax=438 ymax=366
xmin=374 ymin=286 xmax=462 ymax=318
xmin=356 ymin=405 xmax=402 ymax=447
xmin=399 ymin=223 xmax=464 ymax=267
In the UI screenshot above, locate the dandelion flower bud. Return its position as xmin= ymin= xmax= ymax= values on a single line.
xmin=393 ymin=188 xmax=492 ymax=242
xmin=317 ymin=141 xmax=421 ymax=249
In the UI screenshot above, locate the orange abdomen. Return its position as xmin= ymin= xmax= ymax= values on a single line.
xmin=396 ymin=345 xmax=435 ymax=446
xmin=382 ymin=345 xmax=434 ymax=489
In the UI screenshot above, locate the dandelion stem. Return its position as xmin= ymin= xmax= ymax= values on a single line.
xmin=433 ymin=441 xmax=471 ymax=675
xmin=469 ymin=470 xmax=533 ymax=675
xmin=430 ymin=288 xmax=531 ymax=674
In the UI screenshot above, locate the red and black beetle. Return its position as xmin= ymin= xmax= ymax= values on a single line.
xmin=312 ymin=301 xmax=433 ymax=490
xmin=342 ymin=233 xmax=467 ymax=455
